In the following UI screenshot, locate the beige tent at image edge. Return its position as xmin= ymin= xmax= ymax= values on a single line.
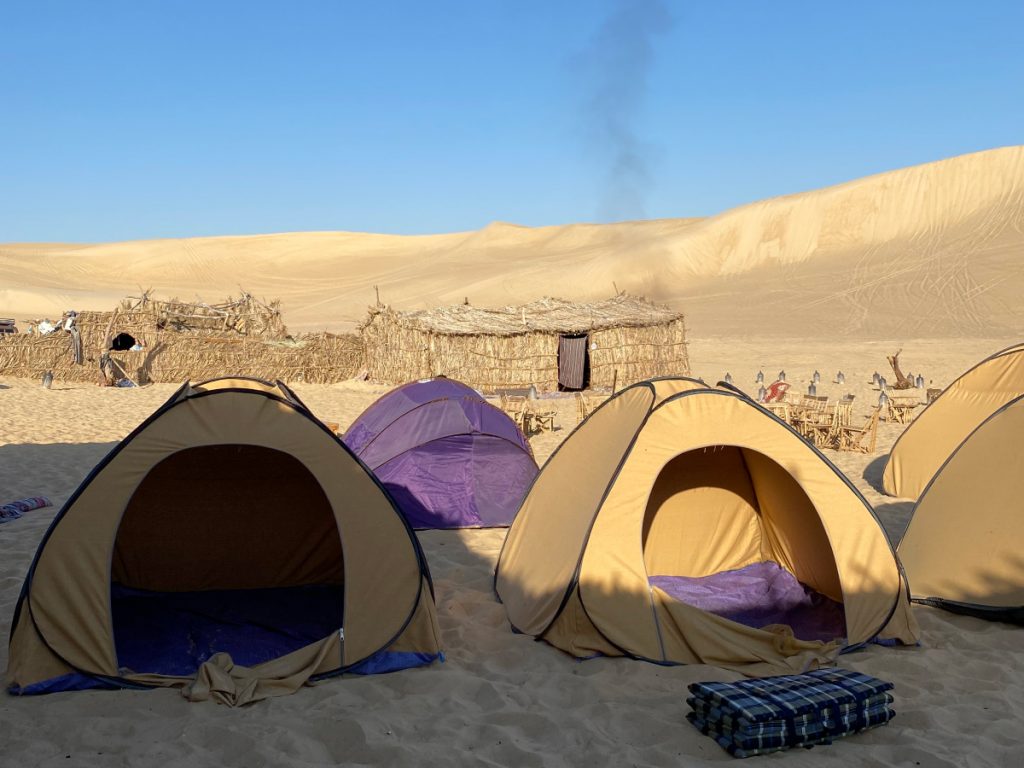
xmin=496 ymin=377 xmax=919 ymax=676
xmin=882 ymin=343 xmax=1024 ymax=500
xmin=6 ymin=377 xmax=442 ymax=706
xmin=897 ymin=393 xmax=1024 ymax=623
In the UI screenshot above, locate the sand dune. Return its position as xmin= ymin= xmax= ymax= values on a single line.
xmin=2 ymin=147 xmax=1022 ymax=338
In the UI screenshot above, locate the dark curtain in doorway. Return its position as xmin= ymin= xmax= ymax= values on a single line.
xmin=558 ymin=334 xmax=590 ymax=390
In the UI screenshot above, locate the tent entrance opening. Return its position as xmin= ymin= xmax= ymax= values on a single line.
xmin=642 ymin=446 xmax=846 ymax=642
xmin=110 ymin=444 xmax=344 ymax=675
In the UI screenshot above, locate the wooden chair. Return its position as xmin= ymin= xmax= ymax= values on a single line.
xmin=500 ymin=394 xmax=530 ymax=433
xmin=888 ymin=394 xmax=921 ymax=424
xmin=790 ymin=394 xmax=813 ymax=417
xmin=827 ymin=396 xmax=856 ymax=445
xmin=805 ymin=394 xmax=829 ymax=416
xmin=807 ymin=402 xmax=843 ymax=448
xmin=837 ymin=407 xmax=881 ymax=453
xmin=789 ymin=393 xmax=822 ymax=424
xmin=839 ymin=393 xmax=856 ymax=417
xmin=780 ymin=391 xmax=810 ymax=420
xmin=794 ymin=398 xmax=834 ymax=447
xmin=527 ymin=402 xmax=557 ymax=433
xmin=576 ymin=392 xmax=608 ymax=423
xmin=585 ymin=393 xmax=606 ymax=415
xmin=782 ymin=389 xmax=803 ymax=405
xmin=837 ymin=395 xmax=855 ymax=424
xmin=763 ymin=402 xmax=790 ymax=423
xmin=789 ymin=399 xmax=811 ymax=433
xmin=575 ymin=392 xmax=591 ymax=423
xmin=821 ymin=398 xmax=858 ymax=448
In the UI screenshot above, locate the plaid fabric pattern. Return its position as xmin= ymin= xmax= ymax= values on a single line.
xmin=686 ymin=668 xmax=895 ymax=758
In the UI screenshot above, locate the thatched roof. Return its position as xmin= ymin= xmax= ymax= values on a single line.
xmin=368 ymin=295 xmax=682 ymax=336
xmin=115 ymin=291 xmax=288 ymax=338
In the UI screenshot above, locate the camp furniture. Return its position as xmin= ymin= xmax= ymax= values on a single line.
xmin=837 ymin=407 xmax=881 ymax=454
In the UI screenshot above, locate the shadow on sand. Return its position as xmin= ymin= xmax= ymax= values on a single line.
xmin=873 ymin=502 xmax=915 ymax=548
xmin=862 ymin=453 xmax=889 ymax=493
xmin=0 ymin=442 xmax=119 ymax=510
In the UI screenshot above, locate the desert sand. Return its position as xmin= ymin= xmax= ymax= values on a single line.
xmin=2 ymin=148 xmax=1023 ymax=765
xmin=2 ymin=337 xmax=1022 ymax=767
xmin=1 ymin=146 xmax=1023 ymax=339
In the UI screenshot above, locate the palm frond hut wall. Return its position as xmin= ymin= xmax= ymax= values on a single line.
xmin=0 ymin=293 xmax=364 ymax=384
xmin=359 ymin=295 xmax=689 ymax=393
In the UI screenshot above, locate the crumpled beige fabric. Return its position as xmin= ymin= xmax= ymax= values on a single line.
xmin=181 ymin=637 xmax=336 ymax=706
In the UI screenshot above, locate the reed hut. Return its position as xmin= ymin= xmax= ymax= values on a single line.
xmin=0 ymin=292 xmax=364 ymax=385
xmin=359 ymin=295 xmax=689 ymax=393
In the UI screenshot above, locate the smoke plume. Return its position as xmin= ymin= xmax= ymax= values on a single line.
xmin=577 ymin=0 xmax=672 ymax=221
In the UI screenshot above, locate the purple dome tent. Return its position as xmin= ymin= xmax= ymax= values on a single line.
xmin=343 ymin=378 xmax=539 ymax=529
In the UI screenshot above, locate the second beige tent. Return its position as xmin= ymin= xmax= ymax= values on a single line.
xmin=882 ymin=343 xmax=1024 ymax=500
xmin=495 ymin=378 xmax=918 ymax=675
xmin=897 ymin=393 xmax=1024 ymax=623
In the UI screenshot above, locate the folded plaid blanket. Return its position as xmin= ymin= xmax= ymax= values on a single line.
xmin=687 ymin=668 xmax=895 ymax=758
xmin=0 ymin=496 xmax=52 ymax=522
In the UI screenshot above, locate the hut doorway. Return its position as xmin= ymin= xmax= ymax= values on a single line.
xmin=558 ymin=334 xmax=590 ymax=391
xmin=110 ymin=332 xmax=138 ymax=351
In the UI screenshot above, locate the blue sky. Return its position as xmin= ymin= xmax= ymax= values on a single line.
xmin=2 ymin=1 xmax=1022 ymax=242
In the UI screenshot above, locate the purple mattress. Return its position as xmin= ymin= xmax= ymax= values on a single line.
xmin=649 ymin=561 xmax=846 ymax=643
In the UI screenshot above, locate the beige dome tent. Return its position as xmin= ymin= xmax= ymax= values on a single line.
xmin=897 ymin=394 xmax=1024 ymax=623
xmin=495 ymin=378 xmax=918 ymax=675
xmin=882 ymin=343 xmax=1024 ymax=500
xmin=7 ymin=377 xmax=441 ymax=705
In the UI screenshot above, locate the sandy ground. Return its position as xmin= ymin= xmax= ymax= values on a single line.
xmin=2 ymin=337 xmax=1022 ymax=767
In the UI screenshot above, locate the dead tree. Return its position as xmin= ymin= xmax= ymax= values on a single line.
xmin=886 ymin=349 xmax=915 ymax=389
